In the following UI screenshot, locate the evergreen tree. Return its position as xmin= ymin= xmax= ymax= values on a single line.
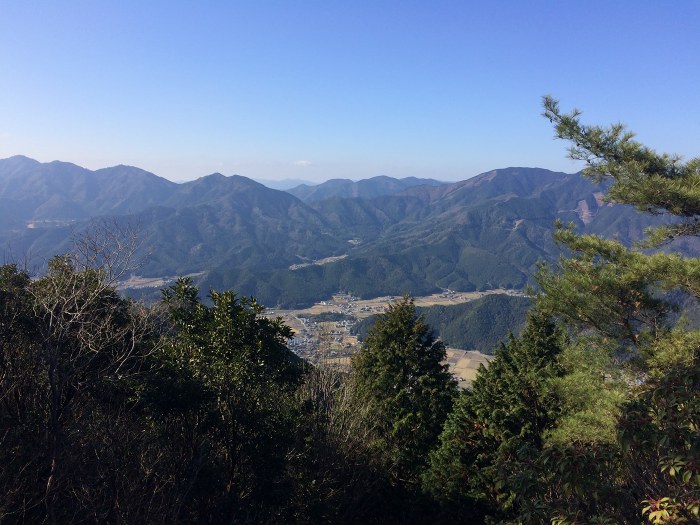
xmin=161 ymin=278 xmax=305 ymax=521
xmin=425 ymin=99 xmax=700 ymax=524
xmin=351 ymin=295 xmax=457 ymax=485
xmin=543 ymin=96 xmax=700 ymax=246
xmin=423 ymin=311 xmax=566 ymax=522
xmin=535 ymin=97 xmax=700 ymax=523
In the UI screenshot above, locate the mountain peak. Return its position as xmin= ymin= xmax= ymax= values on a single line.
xmin=0 ymin=155 xmax=42 ymax=173
xmin=287 ymin=175 xmax=444 ymax=203
xmin=4 ymin=154 xmax=40 ymax=164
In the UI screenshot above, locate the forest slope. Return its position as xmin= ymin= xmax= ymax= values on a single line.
xmin=0 ymin=158 xmax=675 ymax=308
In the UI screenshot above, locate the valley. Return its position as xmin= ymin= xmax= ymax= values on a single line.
xmin=3 ymin=154 xmax=677 ymax=392
xmin=0 ymin=156 xmax=678 ymax=354
xmin=0 ymin=118 xmax=694 ymax=522
xmin=4 ymin=5 xmax=696 ymax=521
xmin=117 ymin=271 xmax=207 ymax=290
xmin=0 ymin=156 xmax=650 ymax=309
xmin=274 ymin=289 xmax=518 ymax=385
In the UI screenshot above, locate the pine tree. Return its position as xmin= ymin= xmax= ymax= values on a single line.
xmin=543 ymin=96 xmax=700 ymax=245
xmin=536 ymin=97 xmax=700 ymax=523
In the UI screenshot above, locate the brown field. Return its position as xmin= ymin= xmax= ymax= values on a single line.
xmin=116 ymin=272 xmax=205 ymax=290
xmin=445 ymin=348 xmax=493 ymax=388
xmin=285 ymin=288 xmax=522 ymax=320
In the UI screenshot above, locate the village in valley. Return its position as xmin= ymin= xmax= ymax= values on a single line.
xmin=272 ymin=289 xmax=523 ymax=387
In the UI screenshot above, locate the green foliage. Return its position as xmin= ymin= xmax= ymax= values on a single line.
xmin=534 ymin=98 xmax=700 ymax=522
xmin=421 ymin=294 xmax=531 ymax=353
xmin=0 ymin=260 xmax=311 ymax=523
xmin=545 ymin=339 xmax=627 ymax=446
xmin=307 ymin=311 xmax=356 ymax=323
xmin=620 ymin=347 xmax=700 ymax=523
xmin=423 ymin=312 xmax=566 ymax=521
xmin=537 ymin=222 xmax=700 ymax=350
xmin=422 ymin=100 xmax=700 ymax=523
xmin=544 ymin=96 xmax=700 ymax=244
xmin=5 ymin=100 xmax=700 ymax=523
xmin=162 ymin=277 xmax=302 ymax=390
xmin=351 ymin=296 xmax=458 ymax=484
xmin=353 ymin=294 xmax=531 ymax=354
xmin=160 ymin=278 xmax=304 ymax=520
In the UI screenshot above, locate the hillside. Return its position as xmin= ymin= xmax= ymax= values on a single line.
xmin=286 ymin=175 xmax=444 ymax=202
xmin=0 ymin=155 xmax=176 ymax=225
xmin=0 ymin=157 xmax=672 ymax=308
xmin=352 ymin=294 xmax=532 ymax=354
xmin=211 ymin=168 xmax=661 ymax=307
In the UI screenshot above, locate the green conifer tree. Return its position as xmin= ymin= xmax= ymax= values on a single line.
xmin=161 ymin=278 xmax=304 ymax=521
xmin=351 ymin=295 xmax=457 ymax=485
xmin=536 ymin=97 xmax=700 ymax=523
xmin=423 ymin=311 xmax=566 ymax=521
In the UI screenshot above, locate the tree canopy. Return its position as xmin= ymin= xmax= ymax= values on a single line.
xmin=351 ymin=296 xmax=458 ymax=484
xmin=2 ymin=99 xmax=699 ymax=523
xmin=534 ymin=97 xmax=700 ymax=523
xmin=422 ymin=98 xmax=700 ymax=524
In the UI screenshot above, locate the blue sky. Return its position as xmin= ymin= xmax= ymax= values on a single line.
xmin=1 ymin=1 xmax=698 ymax=182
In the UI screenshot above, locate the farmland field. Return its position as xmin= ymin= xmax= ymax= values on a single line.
xmin=272 ymin=290 xmax=513 ymax=384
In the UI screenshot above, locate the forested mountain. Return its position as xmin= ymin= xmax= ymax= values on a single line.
xmin=0 ymin=157 xmax=673 ymax=308
xmin=352 ymin=294 xmax=533 ymax=354
xmin=0 ymin=158 xmax=349 ymax=280
xmin=0 ymin=155 xmax=176 ymax=224
xmin=286 ymin=175 xmax=444 ymax=202
xmin=3 ymin=101 xmax=700 ymax=524
xmin=130 ymin=179 xmax=345 ymax=277
xmin=229 ymin=167 xmax=667 ymax=307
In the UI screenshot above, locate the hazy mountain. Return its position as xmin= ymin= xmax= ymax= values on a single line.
xmin=255 ymin=178 xmax=316 ymax=190
xmin=0 ymin=158 xmax=349 ymax=281
xmin=255 ymin=169 xmax=582 ymax=303
xmin=0 ymin=157 xmax=676 ymax=309
xmin=286 ymin=175 xmax=444 ymax=203
xmin=195 ymin=168 xmax=671 ymax=307
xmin=130 ymin=176 xmax=347 ymax=277
xmin=0 ymin=155 xmax=176 ymax=224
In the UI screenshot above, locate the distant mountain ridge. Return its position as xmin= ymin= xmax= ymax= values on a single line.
xmin=255 ymin=178 xmax=316 ymax=190
xmin=286 ymin=175 xmax=444 ymax=202
xmin=0 ymin=156 xmax=442 ymax=221
xmin=0 ymin=156 xmax=346 ymax=279
xmin=0 ymin=155 xmax=175 ymax=224
xmin=0 ymin=156 xmax=675 ymax=308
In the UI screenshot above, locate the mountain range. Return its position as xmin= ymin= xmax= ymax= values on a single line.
xmin=286 ymin=175 xmax=444 ymax=203
xmin=0 ymin=155 xmax=679 ymax=308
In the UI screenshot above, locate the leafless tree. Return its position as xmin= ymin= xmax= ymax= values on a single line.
xmin=292 ymin=364 xmax=388 ymax=521
xmin=23 ymin=219 xmax=156 ymax=523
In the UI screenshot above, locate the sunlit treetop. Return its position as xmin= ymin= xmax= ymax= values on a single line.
xmin=543 ymin=96 xmax=700 ymax=245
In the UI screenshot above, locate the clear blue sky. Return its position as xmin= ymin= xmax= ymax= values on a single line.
xmin=1 ymin=1 xmax=698 ymax=182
